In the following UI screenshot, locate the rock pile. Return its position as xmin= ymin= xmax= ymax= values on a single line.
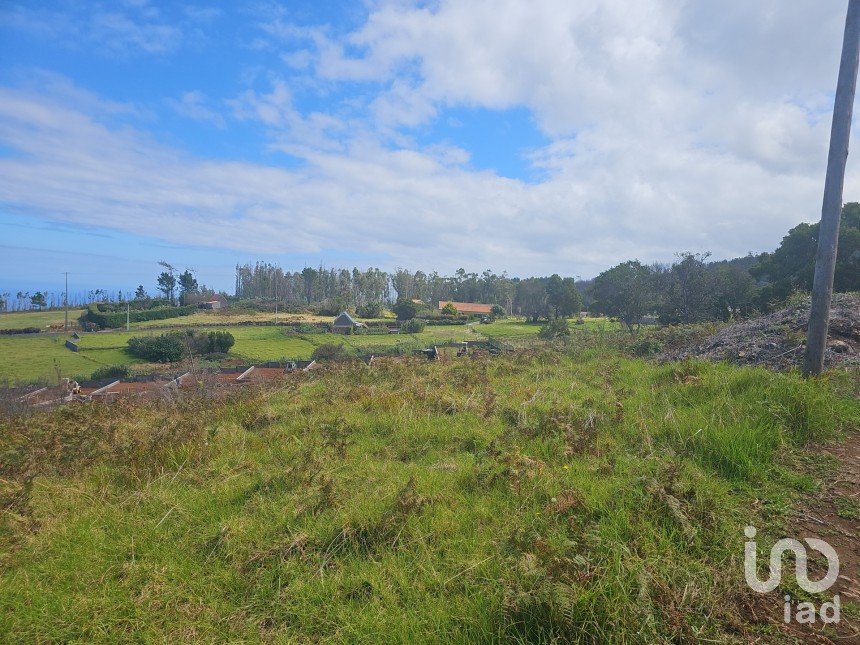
xmin=664 ymin=293 xmax=859 ymax=370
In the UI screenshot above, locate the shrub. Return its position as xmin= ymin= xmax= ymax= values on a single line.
xmin=0 ymin=327 xmax=40 ymax=335
xmin=391 ymin=299 xmax=419 ymax=320
xmin=491 ymin=304 xmax=505 ymax=318
xmin=400 ymin=318 xmax=426 ymax=334
xmin=357 ymin=302 xmax=384 ymax=318
xmin=311 ymin=343 xmax=349 ymax=362
xmin=82 ymin=303 xmax=196 ymax=329
xmin=539 ymin=318 xmax=571 ymax=340
xmin=127 ymin=334 xmax=186 ymax=363
xmin=441 ymin=302 xmax=458 ymax=316
xmin=90 ymin=364 xmax=131 ymax=380
xmin=207 ymin=330 xmax=235 ymax=353
xmin=629 ymin=337 xmax=662 ymax=357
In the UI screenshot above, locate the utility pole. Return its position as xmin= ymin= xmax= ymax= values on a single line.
xmin=62 ymin=272 xmax=69 ymax=332
xmin=804 ymin=0 xmax=860 ymax=377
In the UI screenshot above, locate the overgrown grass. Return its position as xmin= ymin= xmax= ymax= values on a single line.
xmin=1 ymin=349 xmax=856 ymax=641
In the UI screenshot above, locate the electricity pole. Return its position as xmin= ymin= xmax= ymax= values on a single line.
xmin=62 ymin=272 xmax=69 ymax=332
xmin=804 ymin=0 xmax=860 ymax=377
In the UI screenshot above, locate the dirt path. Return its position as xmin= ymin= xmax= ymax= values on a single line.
xmin=767 ymin=430 xmax=860 ymax=643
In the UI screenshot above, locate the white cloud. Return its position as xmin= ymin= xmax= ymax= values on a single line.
xmin=167 ymin=91 xmax=226 ymax=128
xmin=1 ymin=2 xmax=185 ymax=56
xmin=2 ymin=1 xmax=859 ymax=278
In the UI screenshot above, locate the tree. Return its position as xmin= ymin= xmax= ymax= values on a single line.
xmin=0 ymin=292 xmax=7 ymax=311
xmin=490 ymin=304 xmax=505 ymax=318
xmin=156 ymin=271 xmax=177 ymax=302
xmin=515 ymin=278 xmax=549 ymax=322
xmin=441 ymin=302 xmax=458 ymax=316
xmin=157 ymin=260 xmax=178 ymax=305
xmin=589 ymin=261 xmax=655 ymax=333
xmin=751 ymin=202 xmax=860 ymax=306
xmin=658 ymin=252 xmax=718 ymax=325
xmin=134 ymin=285 xmax=148 ymax=300
xmin=713 ymin=264 xmax=758 ymax=321
xmin=546 ymin=275 xmax=583 ymax=318
xmin=30 ymin=292 xmax=47 ymax=310
xmin=392 ymin=299 xmax=419 ymax=320
xmin=178 ymin=270 xmax=198 ymax=296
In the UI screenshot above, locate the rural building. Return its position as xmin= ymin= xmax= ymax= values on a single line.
xmin=438 ymin=301 xmax=494 ymax=315
xmin=332 ymin=311 xmax=366 ymax=334
xmin=199 ymin=300 xmax=222 ymax=310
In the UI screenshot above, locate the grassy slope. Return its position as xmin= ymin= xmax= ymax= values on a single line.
xmin=1 ymin=349 xmax=857 ymax=641
xmin=0 ymin=310 xmax=85 ymax=330
xmin=0 ymin=335 xmax=142 ymax=386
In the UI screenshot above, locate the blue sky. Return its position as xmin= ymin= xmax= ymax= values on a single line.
xmin=0 ymin=1 xmax=855 ymax=295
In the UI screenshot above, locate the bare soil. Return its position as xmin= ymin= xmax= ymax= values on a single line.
xmin=753 ymin=430 xmax=860 ymax=643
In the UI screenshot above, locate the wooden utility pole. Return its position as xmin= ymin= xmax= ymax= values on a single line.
xmin=804 ymin=0 xmax=860 ymax=377
xmin=62 ymin=272 xmax=69 ymax=332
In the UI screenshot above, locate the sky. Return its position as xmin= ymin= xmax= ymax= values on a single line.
xmin=0 ymin=0 xmax=856 ymax=294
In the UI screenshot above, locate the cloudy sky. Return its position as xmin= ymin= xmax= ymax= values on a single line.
xmin=0 ymin=0 xmax=855 ymax=293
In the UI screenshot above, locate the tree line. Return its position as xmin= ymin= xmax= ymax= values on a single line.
xmin=3 ymin=205 xmax=857 ymax=321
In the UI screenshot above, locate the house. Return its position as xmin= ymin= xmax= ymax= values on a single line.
xmin=331 ymin=311 xmax=366 ymax=334
xmin=438 ymin=301 xmax=494 ymax=316
xmin=199 ymin=300 xmax=222 ymax=310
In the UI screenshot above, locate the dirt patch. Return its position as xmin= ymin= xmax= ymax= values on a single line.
xmin=663 ymin=293 xmax=860 ymax=370
xmin=754 ymin=431 xmax=860 ymax=643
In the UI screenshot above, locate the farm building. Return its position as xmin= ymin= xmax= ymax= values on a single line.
xmin=438 ymin=301 xmax=494 ymax=315
xmin=332 ymin=311 xmax=366 ymax=334
xmin=199 ymin=300 xmax=222 ymax=310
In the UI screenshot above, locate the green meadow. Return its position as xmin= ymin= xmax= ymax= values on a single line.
xmin=0 ymin=309 xmax=85 ymax=330
xmin=0 ymin=321 xmax=503 ymax=384
xmin=1 ymin=349 xmax=857 ymax=641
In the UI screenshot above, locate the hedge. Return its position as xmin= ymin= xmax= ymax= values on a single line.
xmin=82 ymin=304 xmax=196 ymax=329
xmin=0 ymin=327 xmax=40 ymax=335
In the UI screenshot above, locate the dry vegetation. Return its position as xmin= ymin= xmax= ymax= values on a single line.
xmin=1 ymin=344 xmax=858 ymax=642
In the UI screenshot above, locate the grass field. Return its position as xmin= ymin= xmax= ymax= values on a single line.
xmin=0 ymin=309 xmax=85 ymax=330
xmin=0 ymin=323 xmax=487 ymax=384
xmin=131 ymin=310 xmax=336 ymax=329
xmin=0 ymin=334 xmax=143 ymax=385
xmin=1 ymin=349 xmax=857 ymax=641
xmin=478 ymin=317 xmax=622 ymax=340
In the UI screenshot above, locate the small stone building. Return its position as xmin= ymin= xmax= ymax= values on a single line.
xmin=331 ymin=311 xmax=366 ymax=334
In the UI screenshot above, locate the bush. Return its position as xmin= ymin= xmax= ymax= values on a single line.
xmin=539 ymin=318 xmax=571 ymax=340
xmin=400 ymin=318 xmax=426 ymax=334
xmin=207 ymin=331 xmax=235 ymax=353
xmin=629 ymin=337 xmax=662 ymax=357
xmin=311 ymin=343 xmax=349 ymax=362
xmin=127 ymin=334 xmax=186 ymax=363
xmin=357 ymin=302 xmax=384 ymax=318
xmin=90 ymin=365 xmax=131 ymax=380
xmin=391 ymin=299 xmax=419 ymax=320
xmin=441 ymin=303 xmax=458 ymax=316
xmin=0 ymin=327 xmax=40 ymax=335
xmin=491 ymin=305 xmax=505 ymax=318
xmin=82 ymin=303 xmax=196 ymax=329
